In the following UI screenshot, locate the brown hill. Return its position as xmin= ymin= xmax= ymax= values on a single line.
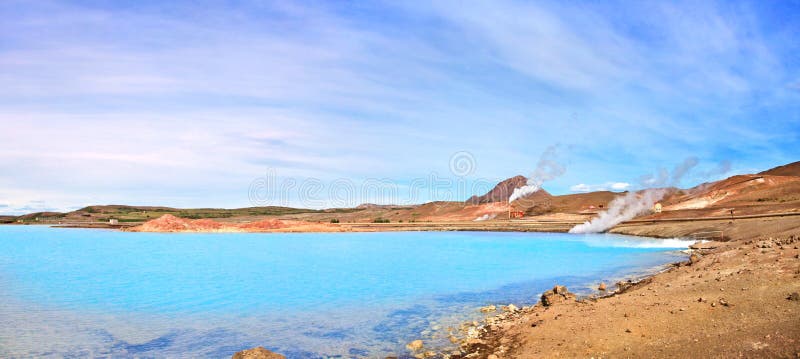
xmin=0 ymin=215 xmax=17 ymax=223
xmin=759 ymin=161 xmax=800 ymax=176
xmin=510 ymin=189 xmax=554 ymax=215
xmin=549 ymin=191 xmax=623 ymax=213
xmin=466 ymin=175 xmax=527 ymax=204
xmin=641 ymin=173 xmax=800 ymax=219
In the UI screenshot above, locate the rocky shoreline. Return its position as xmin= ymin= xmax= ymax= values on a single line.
xmin=448 ymin=234 xmax=800 ymax=358
xmin=232 ymin=224 xmax=799 ymax=358
xmin=402 ymin=269 xmax=684 ymax=359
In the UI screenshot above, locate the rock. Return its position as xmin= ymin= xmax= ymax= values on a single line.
xmin=461 ymin=338 xmax=486 ymax=346
xmin=449 ymin=335 xmax=459 ymax=344
xmin=502 ymin=304 xmax=519 ymax=312
xmin=231 ymin=347 xmax=285 ymax=359
xmin=598 ymin=282 xmax=607 ymax=291
xmin=406 ymin=340 xmax=424 ymax=352
xmin=690 ymin=241 xmax=720 ymax=250
xmin=689 ymin=253 xmax=700 ymax=265
xmin=480 ymin=304 xmax=497 ymax=313
xmin=788 ymin=292 xmax=800 ymax=301
xmin=616 ymin=279 xmax=635 ymax=293
xmin=423 ymin=351 xmax=436 ymax=358
xmin=488 ymin=355 xmax=499 ymax=359
xmin=540 ymin=285 xmax=576 ymax=307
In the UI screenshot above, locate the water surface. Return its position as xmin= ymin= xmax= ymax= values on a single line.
xmin=0 ymin=226 xmax=690 ymax=358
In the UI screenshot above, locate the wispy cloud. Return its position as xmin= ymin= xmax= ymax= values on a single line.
xmin=0 ymin=0 xmax=797 ymax=212
xmin=570 ymin=182 xmax=630 ymax=193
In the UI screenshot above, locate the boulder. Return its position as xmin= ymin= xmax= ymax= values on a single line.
xmin=406 ymin=339 xmax=424 ymax=352
xmin=787 ymin=292 xmax=800 ymax=301
xmin=690 ymin=241 xmax=720 ymax=250
xmin=540 ymin=285 xmax=576 ymax=307
xmin=598 ymin=282 xmax=607 ymax=291
xmin=480 ymin=304 xmax=497 ymax=313
xmin=231 ymin=347 xmax=285 ymax=359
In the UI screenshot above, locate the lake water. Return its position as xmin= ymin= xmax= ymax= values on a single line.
xmin=0 ymin=226 xmax=691 ymax=358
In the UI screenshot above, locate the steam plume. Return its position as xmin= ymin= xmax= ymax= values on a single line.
xmin=473 ymin=213 xmax=497 ymax=221
xmin=509 ymin=145 xmax=566 ymax=202
xmin=569 ymin=157 xmax=699 ymax=234
xmin=700 ymin=160 xmax=732 ymax=178
xmin=569 ymin=189 xmax=666 ymax=233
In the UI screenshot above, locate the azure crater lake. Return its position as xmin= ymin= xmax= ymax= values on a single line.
xmin=0 ymin=226 xmax=690 ymax=358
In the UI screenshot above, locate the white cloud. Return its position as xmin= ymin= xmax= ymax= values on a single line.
xmin=570 ymin=182 xmax=630 ymax=193
xmin=0 ymin=1 xmax=796 ymax=211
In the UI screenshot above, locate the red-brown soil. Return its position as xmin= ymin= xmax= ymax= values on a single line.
xmin=454 ymin=226 xmax=800 ymax=359
xmin=128 ymin=214 xmax=345 ymax=233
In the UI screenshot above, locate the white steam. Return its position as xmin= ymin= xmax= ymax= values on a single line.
xmin=583 ymin=236 xmax=697 ymax=249
xmin=473 ymin=213 xmax=497 ymax=221
xmin=569 ymin=189 xmax=666 ymax=233
xmin=509 ymin=145 xmax=566 ymax=202
xmin=569 ymin=157 xmax=699 ymax=234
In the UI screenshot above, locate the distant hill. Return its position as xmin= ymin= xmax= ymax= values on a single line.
xmin=355 ymin=203 xmax=416 ymax=210
xmin=0 ymin=215 xmax=17 ymax=223
xmin=9 ymin=205 xmax=326 ymax=224
xmin=465 ymin=175 xmax=527 ymax=204
xmin=5 ymin=160 xmax=799 ymax=224
xmin=759 ymin=161 xmax=800 ymax=176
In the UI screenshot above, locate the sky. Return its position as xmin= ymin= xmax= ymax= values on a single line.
xmin=1 ymin=0 xmax=798 ymax=214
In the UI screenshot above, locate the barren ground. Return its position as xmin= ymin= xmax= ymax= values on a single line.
xmin=452 ymin=216 xmax=800 ymax=359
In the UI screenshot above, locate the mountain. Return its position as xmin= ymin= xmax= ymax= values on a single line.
xmin=6 ymin=161 xmax=799 ymax=224
xmin=465 ymin=175 xmax=528 ymax=204
xmin=759 ymin=161 xmax=800 ymax=177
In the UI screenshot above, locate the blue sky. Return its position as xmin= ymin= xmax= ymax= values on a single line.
xmin=1 ymin=0 xmax=798 ymax=214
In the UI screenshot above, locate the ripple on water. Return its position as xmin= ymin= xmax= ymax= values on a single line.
xmin=0 ymin=227 xmax=690 ymax=358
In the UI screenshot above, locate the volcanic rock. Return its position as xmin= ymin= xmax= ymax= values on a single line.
xmin=480 ymin=305 xmax=497 ymax=313
xmin=540 ymin=285 xmax=576 ymax=307
xmin=231 ymin=347 xmax=285 ymax=359
xmin=406 ymin=339 xmax=424 ymax=352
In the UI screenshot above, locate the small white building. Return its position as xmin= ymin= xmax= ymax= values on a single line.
xmin=653 ymin=203 xmax=663 ymax=213
xmin=109 ymin=218 xmax=119 ymax=225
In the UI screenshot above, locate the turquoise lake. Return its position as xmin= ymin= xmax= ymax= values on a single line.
xmin=0 ymin=226 xmax=692 ymax=358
